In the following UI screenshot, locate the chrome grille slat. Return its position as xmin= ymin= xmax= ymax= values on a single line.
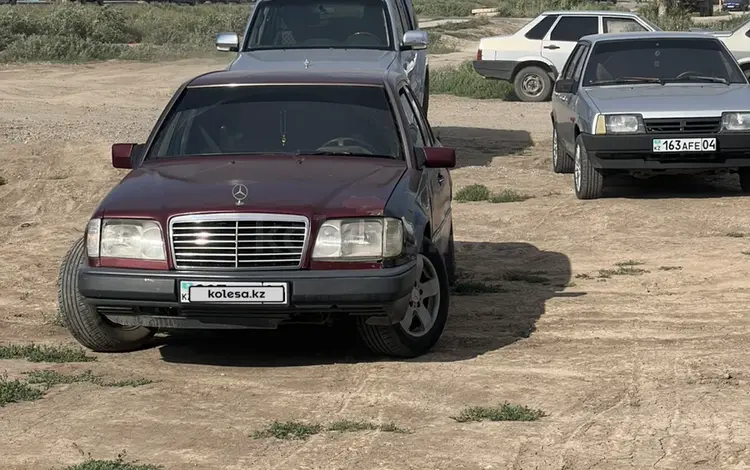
xmin=169 ymin=214 xmax=309 ymax=270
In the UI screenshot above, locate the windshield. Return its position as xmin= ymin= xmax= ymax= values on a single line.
xmin=582 ymin=38 xmax=747 ymax=86
xmin=146 ymin=85 xmax=403 ymax=160
xmin=244 ymin=0 xmax=392 ymax=51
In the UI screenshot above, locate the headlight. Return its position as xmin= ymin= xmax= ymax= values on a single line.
xmin=93 ymin=218 xmax=166 ymax=260
xmin=722 ymin=112 xmax=750 ymax=131
xmin=312 ymin=217 xmax=403 ymax=260
xmin=594 ymin=114 xmax=643 ymax=134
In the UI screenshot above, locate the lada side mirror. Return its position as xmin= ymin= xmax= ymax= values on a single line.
xmin=554 ymin=78 xmax=575 ymax=93
xmin=216 ymin=32 xmax=240 ymax=52
xmin=423 ymin=147 xmax=456 ymax=168
xmin=111 ymin=143 xmax=138 ymax=169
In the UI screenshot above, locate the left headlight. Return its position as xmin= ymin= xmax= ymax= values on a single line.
xmin=594 ymin=114 xmax=644 ymax=135
xmin=721 ymin=112 xmax=750 ymax=131
xmin=87 ymin=218 xmax=166 ymax=260
xmin=312 ymin=217 xmax=404 ymax=260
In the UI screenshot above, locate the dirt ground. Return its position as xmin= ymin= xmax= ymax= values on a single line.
xmin=2 ymin=18 xmax=750 ymax=469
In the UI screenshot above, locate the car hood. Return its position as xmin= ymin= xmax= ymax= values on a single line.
xmin=583 ymin=84 xmax=750 ymax=117
xmin=227 ymin=49 xmax=397 ymax=72
xmin=98 ymin=156 xmax=407 ymax=220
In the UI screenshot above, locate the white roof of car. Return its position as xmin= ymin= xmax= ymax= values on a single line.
xmin=540 ymin=10 xmax=641 ymax=17
xmin=580 ymin=30 xmax=719 ymax=43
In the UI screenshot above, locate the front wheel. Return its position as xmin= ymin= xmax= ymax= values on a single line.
xmin=573 ymin=134 xmax=604 ymax=199
xmin=356 ymin=238 xmax=449 ymax=358
xmin=552 ymin=123 xmax=573 ymax=174
xmin=57 ymin=238 xmax=155 ymax=352
xmin=512 ymin=66 xmax=552 ymax=102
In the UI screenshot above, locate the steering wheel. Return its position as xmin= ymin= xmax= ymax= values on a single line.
xmin=317 ymin=137 xmax=378 ymax=154
xmin=676 ymin=71 xmax=703 ymax=79
xmin=346 ymin=31 xmax=380 ymax=43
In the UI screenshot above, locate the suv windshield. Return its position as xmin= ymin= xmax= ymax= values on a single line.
xmin=244 ymin=0 xmax=392 ymax=51
xmin=146 ymin=85 xmax=403 ymax=160
xmin=582 ymin=38 xmax=747 ymax=86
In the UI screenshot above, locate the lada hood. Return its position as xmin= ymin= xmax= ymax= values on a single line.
xmin=227 ymin=49 xmax=397 ymax=73
xmin=583 ymin=84 xmax=750 ymax=117
xmin=97 ymin=156 xmax=407 ymax=221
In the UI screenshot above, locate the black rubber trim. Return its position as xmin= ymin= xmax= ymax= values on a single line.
xmin=472 ymin=60 xmax=514 ymax=81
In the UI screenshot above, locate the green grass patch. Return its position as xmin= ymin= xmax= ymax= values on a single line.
xmin=502 ymin=270 xmax=549 ymax=284
xmin=452 ymin=280 xmax=507 ymax=295
xmin=0 ymin=343 xmax=95 ymax=363
xmin=598 ymin=266 xmax=649 ymax=278
xmin=253 ymin=419 xmax=408 ymax=440
xmin=455 ymin=183 xmax=492 ymax=202
xmin=0 ymin=375 xmax=44 ymax=407
xmin=60 ymin=453 xmax=162 ymax=470
xmin=26 ymin=370 xmax=152 ymax=388
xmin=727 ymin=232 xmax=745 ymax=238
xmin=327 ymin=419 xmax=408 ymax=433
xmin=452 ymin=402 xmax=546 ymax=423
xmin=614 ymin=260 xmax=644 ymax=267
xmin=658 ymin=266 xmax=682 ymax=271
xmin=490 ymin=189 xmax=533 ymax=203
xmin=432 ymin=61 xmax=512 ymax=100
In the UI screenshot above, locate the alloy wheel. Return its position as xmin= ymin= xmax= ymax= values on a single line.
xmin=400 ymin=254 xmax=441 ymax=338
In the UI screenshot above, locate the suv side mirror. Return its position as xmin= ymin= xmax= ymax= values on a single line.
xmin=423 ymin=147 xmax=456 ymax=168
xmin=216 ymin=32 xmax=239 ymax=52
xmin=554 ymin=78 xmax=575 ymax=93
xmin=401 ymin=30 xmax=428 ymax=51
xmin=112 ymin=143 xmax=141 ymax=169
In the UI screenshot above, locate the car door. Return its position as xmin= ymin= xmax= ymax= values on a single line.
xmin=541 ymin=15 xmax=598 ymax=73
xmin=602 ymin=16 xmax=648 ymax=33
xmin=553 ymin=43 xmax=588 ymax=154
xmin=394 ymin=0 xmax=425 ymax=102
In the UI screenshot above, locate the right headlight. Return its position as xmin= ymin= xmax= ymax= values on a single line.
xmin=312 ymin=217 xmax=404 ymax=260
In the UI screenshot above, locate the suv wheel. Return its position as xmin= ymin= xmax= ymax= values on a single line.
xmin=552 ymin=123 xmax=573 ymax=174
xmin=573 ymin=134 xmax=604 ymax=199
xmin=356 ymin=238 xmax=449 ymax=358
xmin=513 ymin=66 xmax=552 ymax=102
xmin=57 ymin=238 xmax=155 ymax=352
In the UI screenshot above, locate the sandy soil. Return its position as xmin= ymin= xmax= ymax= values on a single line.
xmin=2 ymin=32 xmax=750 ymax=470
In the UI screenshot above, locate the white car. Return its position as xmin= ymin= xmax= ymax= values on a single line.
xmin=711 ymin=19 xmax=750 ymax=80
xmin=473 ymin=10 xmax=661 ymax=102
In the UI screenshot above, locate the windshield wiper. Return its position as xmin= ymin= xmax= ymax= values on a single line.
xmin=663 ymin=76 xmax=729 ymax=85
xmin=588 ymin=77 xmax=664 ymax=85
xmin=302 ymin=150 xmax=395 ymax=158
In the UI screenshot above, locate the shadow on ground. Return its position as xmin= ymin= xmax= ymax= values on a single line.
xmin=434 ymin=126 xmax=533 ymax=168
xmin=602 ymin=173 xmax=748 ymax=199
xmin=157 ymin=241 xmax=575 ymax=367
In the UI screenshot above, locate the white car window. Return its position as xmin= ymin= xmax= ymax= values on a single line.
xmin=603 ymin=17 xmax=647 ymax=33
xmin=549 ymin=16 xmax=598 ymax=42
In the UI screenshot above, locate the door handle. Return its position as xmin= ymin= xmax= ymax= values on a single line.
xmin=544 ymin=44 xmax=560 ymax=50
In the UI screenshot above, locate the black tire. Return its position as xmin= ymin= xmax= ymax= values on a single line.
xmin=513 ymin=65 xmax=553 ymax=102
xmin=739 ymin=168 xmax=750 ymax=192
xmin=445 ymin=227 xmax=457 ymax=287
xmin=573 ymin=134 xmax=604 ymax=200
xmin=422 ymin=69 xmax=430 ymax=117
xmin=57 ymin=238 xmax=155 ymax=352
xmin=356 ymin=238 xmax=449 ymax=358
xmin=552 ymin=122 xmax=573 ymax=174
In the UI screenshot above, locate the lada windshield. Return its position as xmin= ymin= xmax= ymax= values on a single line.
xmin=145 ymin=84 xmax=404 ymax=160
xmin=244 ymin=0 xmax=392 ymax=51
xmin=582 ymin=38 xmax=747 ymax=86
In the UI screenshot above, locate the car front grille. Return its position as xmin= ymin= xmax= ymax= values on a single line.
xmin=169 ymin=214 xmax=309 ymax=270
xmin=644 ymin=117 xmax=721 ymax=134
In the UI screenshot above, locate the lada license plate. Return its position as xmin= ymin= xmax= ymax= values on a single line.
xmin=179 ymin=281 xmax=288 ymax=305
xmin=652 ymin=138 xmax=716 ymax=153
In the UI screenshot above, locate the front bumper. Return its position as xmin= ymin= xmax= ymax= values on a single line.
xmin=79 ymin=262 xmax=417 ymax=330
xmin=580 ymin=132 xmax=750 ymax=170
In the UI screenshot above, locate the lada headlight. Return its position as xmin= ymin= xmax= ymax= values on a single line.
xmin=721 ymin=112 xmax=750 ymax=131
xmin=86 ymin=218 xmax=166 ymax=260
xmin=594 ymin=114 xmax=644 ymax=134
xmin=312 ymin=218 xmax=403 ymax=260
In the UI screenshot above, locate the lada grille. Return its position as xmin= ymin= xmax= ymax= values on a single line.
xmin=169 ymin=214 xmax=309 ymax=270
xmin=644 ymin=117 xmax=721 ymax=134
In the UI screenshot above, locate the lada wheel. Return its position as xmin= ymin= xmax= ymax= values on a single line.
xmin=573 ymin=135 xmax=604 ymax=200
xmin=57 ymin=238 xmax=155 ymax=352
xmin=513 ymin=66 xmax=552 ymax=102
xmin=552 ymin=123 xmax=573 ymax=174
xmin=356 ymin=238 xmax=449 ymax=358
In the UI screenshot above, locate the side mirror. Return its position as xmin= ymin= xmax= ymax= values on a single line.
xmin=401 ymin=30 xmax=428 ymax=51
xmin=554 ymin=78 xmax=575 ymax=93
xmin=423 ymin=147 xmax=456 ymax=168
xmin=112 ymin=143 xmax=137 ymax=169
xmin=216 ymin=32 xmax=239 ymax=52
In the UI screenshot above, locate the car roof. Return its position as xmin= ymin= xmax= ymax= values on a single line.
xmin=540 ymin=10 xmax=640 ymax=17
xmin=580 ymin=30 xmax=719 ymax=43
xmin=187 ymin=68 xmax=398 ymax=88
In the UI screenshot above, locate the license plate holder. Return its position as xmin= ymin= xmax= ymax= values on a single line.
xmin=652 ymin=137 xmax=717 ymax=153
xmin=179 ymin=281 xmax=289 ymax=305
